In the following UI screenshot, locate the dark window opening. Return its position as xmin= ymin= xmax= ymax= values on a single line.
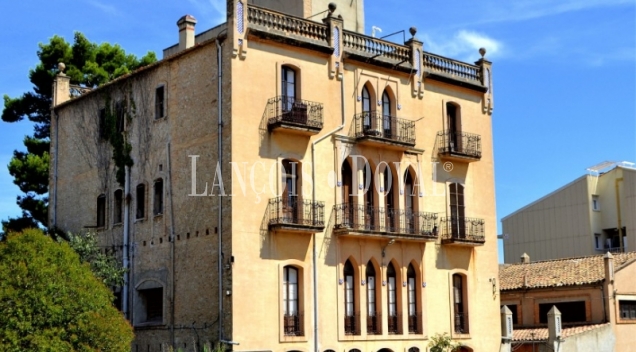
xmin=155 ymin=86 xmax=165 ymax=119
xmin=114 ymin=189 xmax=123 ymax=224
xmin=153 ymin=179 xmax=163 ymax=216
xmin=115 ymin=100 xmax=125 ymax=133
xmin=140 ymin=287 xmax=163 ymax=323
xmin=344 ymin=259 xmax=358 ymax=335
xmin=97 ymin=194 xmax=106 ymax=228
xmin=283 ymin=266 xmax=303 ymax=336
xmin=539 ymin=301 xmax=586 ymax=324
xmin=113 ymin=290 xmax=122 ymax=311
xmin=407 ymin=263 xmax=419 ymax=333
xmin=387 ymin=262 xmax=399 ymax=334
xmin=502 ymin=304 xmax=519 ymax=325
xmin=99 ymin=108 xmax=107 ymax=139
xmin=453 ymin=273 xmax=468 ymax=333
xmin=619 ymin=300 xmax=636 ymax=320
xmin=136 ymin=184 xmax=145 ymax=219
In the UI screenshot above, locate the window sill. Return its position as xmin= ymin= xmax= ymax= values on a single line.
xmin=134 ymin=321 xmax=166 ymax=329
xmin=153 ymin=213 xmax=164 ymax=219
xmin=135 ymin=218 xmax=146 ymax=223
xmin=617 ymin=319 xmax=636 ymax=324
xmin=112 ymin=222 xmax=123 ymax=227
xmin=451 ymin=332 xmax=471 ymax=340
xmin=154 ymin=116 xmax=168 ymax=122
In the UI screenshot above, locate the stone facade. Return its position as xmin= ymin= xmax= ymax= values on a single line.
xmin=50 ymin=0 xmax=500 ymax=351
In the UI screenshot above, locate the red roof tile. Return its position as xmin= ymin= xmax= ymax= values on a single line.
xmin=513 ymin=323 xmax=610 ymax=341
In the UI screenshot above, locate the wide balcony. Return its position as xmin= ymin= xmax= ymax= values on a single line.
xmin=354 ymin=112 xmax=416 ymax=149
xmin=333 ymin=203 xmax=438 ymax=240
xmin=437 ymin=130 xmax=482 ymax=162
xmin=268 ymin=197 xmax=325 ymax=233
xmin=439 ymin=216 xmax=486 ymax=246
xmin=266 ymin=96 xmax=324 ymax=135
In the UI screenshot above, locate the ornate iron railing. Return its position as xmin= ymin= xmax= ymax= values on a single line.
xmin=386 ymin=209 xmax=438 ymax=238
xmin=334 ymin=204 xmax=438 ymax=239
xmin=342 ymin=31 xmax=411 ymax=62
xmin=408 ymin=312 xmax=422 ymax=334
xmin=269 ymin=196 xmax=325 ymax=228
xmin=387 ymin=313 xmax=402 ymax=335
xmin=437 ymin=130 xmax=482 ymax=159
xmin=344 ymin=312 xmax=361 ymax=335
xmin=454 ymin=312 xmax=469 ymax=334
xmin=334 ymin=203 xmax=383 ymax=232
xmin=266 ymin=96 xmax=324 ymax=130
xmin=284 ymin=312 xmax=304 ymax=336
xmin=423 ymin=52 xmax=481 ymax=82
xmin=367 ymin=313 xmax=382 ymax=335
xmin=439 ymin=217 xmax=485 ymax=243
xmin=354 ymin=112 xmax=415 ymax=145
xmin=247 ymin=6 xmax=328 ymax=41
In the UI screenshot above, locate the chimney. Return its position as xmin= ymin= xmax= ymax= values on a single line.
xmin=520 ymin=253 xmax=530 ymax=264
xmin=604 ymin=252 xmax=614 ymax=284
xmin=177 ymin=15 xmax=197 ymax=51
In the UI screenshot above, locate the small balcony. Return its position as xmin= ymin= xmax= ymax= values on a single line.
xmin=439 ymin=216 xmax=485 ymax=246
xmin=437 ymin=130 xmax=482 ymax=162
xmin=454 ymin=312 xmax=469 ymax=334
xmin=367 ymin=313 xmax=382 ymax=335
xmin=284 ymin=312 xmax=304 ymax=336
xmin=333 ymin=203 xmax=438 ymax=241
xmin=408 ymin=312 xmax=423 ymax=334
xmin=344 ymin=312 xmax=361 ymax=335
xmin=268 ymin=197 xmax=325 ymax=233
xmin=354 ymin=112 xmax=415 ymax=149
xmin=387 ymin=313 xmax=402 ymax=335
xmin=266 ymin=96 xmax=323 ymax=135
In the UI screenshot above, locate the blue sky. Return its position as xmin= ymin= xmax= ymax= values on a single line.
xmin=1 ymin=0 xmax=634 ymax=261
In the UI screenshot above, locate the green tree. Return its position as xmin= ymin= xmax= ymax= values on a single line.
xmin=428 ymin=332 xmax=463 ymax=352
xmin=1 ymin=32 xmax=156 ymax=233
xmin=0 ymin=228 xmax=133 ymax=351
xmin=65 ymin=231 xmax=126 ymax=287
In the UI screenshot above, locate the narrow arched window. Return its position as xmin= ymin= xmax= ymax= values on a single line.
xmin=97 ymin=194 xmax=106 ymax=227
xmin=449 ymin=183 xmax=466 ymax=238
xmin=283 ymin=266 xmax=303 ymax=336
xmin=153 ymin=179 xmax=164 ymax=216
xmin=282 ymin=66 xmax=296 ymax=111
xmin=362 ymin=163 xmax=376 ymax=230
xmin=136 ymin=184 xmax=146 ymax=219
xmin=405 ymin=170 xmax=416 ymax=233
xmin=446 ymin=102 xmax=461 ymax=152
xmin=453 ymin=273 xmax=468 ymax=333
xmin=387 ymin=262 xmax=399 ymax=334
xmin=344 ymin=259 xmax=357 ymax=335
xmin=113 ymin=189 xmax=123 ymax=224
xmin=362 ymin=85 xmax=372 ymax=131
xmin=282 ymin=160 xmax=299 ymax=223
xmin=367 ymin=261 xmax=380 ymax=334
xmin=384 ymin=168 xmax=396 ymax=232
xmin=407 ymin=263 xmax=418 ymax=333
xmin=382 ymin=90 xmax=393 ymax=137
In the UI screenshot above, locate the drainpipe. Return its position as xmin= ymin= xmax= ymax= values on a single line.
xmin=167 ymin=142 xmax=176 ymax=347
xmin=215 ymin=38 xmax=224 ymax=343
xmin=123 ymin=166 xmax=131 ymax=318
xmin=616 ymin=177 xmax=624 ymax=252
xmin=310 ymin=70 xmax=346 ymax=352
xmin=52 ymin=111 xmax=60 ymax=228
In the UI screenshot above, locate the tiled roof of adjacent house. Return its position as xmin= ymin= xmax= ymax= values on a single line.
xmin=512 ymin=323 xmax=610 ymax=342
xmin=499 ymin=252 xmax=636 ymax=291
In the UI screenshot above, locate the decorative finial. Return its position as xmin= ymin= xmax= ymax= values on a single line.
xmin=58 ymin=62 xmax=66 ymax=73
xmin=479 ymin=47 xmax=486 ymax=58
xmin=409 ymin=27 xmax=417 ymax=38
xmin=328 ymin=2 xmax=337 ymax=14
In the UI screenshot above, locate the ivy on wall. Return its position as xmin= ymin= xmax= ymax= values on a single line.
xmin=101 ymin=89 xmax=135 ymax=186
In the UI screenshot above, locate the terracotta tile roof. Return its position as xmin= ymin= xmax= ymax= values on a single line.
xmin=513 ymin=323 xmax=610 ymax=341
xmin=500 ymin=252 xmax=636 ymax=290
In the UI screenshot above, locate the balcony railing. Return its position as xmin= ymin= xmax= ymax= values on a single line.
xmin=437 ymin=130 xmax=482 ymax=160
xmin=440 ymin=217 xmax=485 ymax=244
xmin=334 ymin=203 xmax=438 ymax=240
xmin=454 ymin=312 xmax=469 ymax=334
xmin=344 ymin=312 xmax=361 ymax=335
xmin=354 ymin=112 xmax=415 ymax=147
xmin=284 ymin=312 xmax=303 ymax=336
xmin=367 ymin=313 xmax=382 ymax=335
xmin=408 ymin=313 xmax=422 ymax=334
xmin=247 ymin=6 xmax=328 ymax=42
xmin=423 ymin=52 xmax=481 ymax=82
xmin=266 ymin=96 xmax=324 ymax=133
xmin=342 ymin=31 xmax=411 ymax=63
xmin=387 ymin=313 xmax=402 ymax=335
xmin=269 ymin=196 xmax=325 ymax=231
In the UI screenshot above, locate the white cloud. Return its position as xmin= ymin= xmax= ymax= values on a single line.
xmin=186 ymin=0 xmax=226 ymax=26
xmin=424 ymin=30 xmax=503 ymax=62
xmin=86 ymin=0 xmax=120 ymax=16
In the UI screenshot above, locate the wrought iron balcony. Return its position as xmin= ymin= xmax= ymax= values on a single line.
xmin=439 ymin=216 xmax=485 ymax=246
xmin=284 ymin=312 xmax=304 ymax=336
xmin=344 ymin=312 xmax=361 ymax=335
xmin=334 ymin=203 xmax=438 ymax=240
xmin=437 ymin=130 xmax=482 ymax=161
xmin=367 ymin=313 xmax=382 ymax=335
xmin=454 ymin=312 xmax=469 ymax=334
xmin=266 ymin=96 xmax=323 ymax=135
xmin=408 ymin=312 xmax=423 ymax=334
xmin=387 ymin=313 xmax=402 ymax=335
xmin=268 ymin=196 xmax=325 ymax=233
xmin=354 ymin=112 xmax=415 ymax=149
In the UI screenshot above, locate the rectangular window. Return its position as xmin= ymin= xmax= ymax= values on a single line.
xmin=140 ymin=288 xmax=163 ymax=323
xmin=539 ymin=301 xmax=586 ymax=324
xmin=136 ymin=184 xmax=145 ymax=219
xmin=620 ymin=300 xmax=636 ymax=320
xmin=153 ymin=180 xmax=163 ymax=215
xmin=115 ymin=101 xmax=125 ymax=133
xmin=155 ymin=86 xmax=165 ymax=119
xmin=97 ymin=195 xmax=106 ymax=228
xmin=99 ymin=108 xmax=106 ymax=139
xmin=114 ymin=190 xmax=123 ymax=224
xmin=592 ymin=195 xmax=600 ymax=211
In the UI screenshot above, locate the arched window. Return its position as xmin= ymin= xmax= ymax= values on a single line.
xmin=405 ymin=170 xmax=416 ymax=233
xmin=366 ymin=260 xmax=380 ymax=334
xmin=446 ymin=102 xmax=461 ymax=152
xmin=282 ymin=160 xmax=300 ymax=223
xmin=136 ymin=184 xmax=146 ymax=219
xmin=384 ymin=168 xmax=396 ymax=232
xmin=362 ymin=85 xmax=372 ymax=131
xmin=387 ymin=262 xmax=399 ymax=334
xmin=453 ymin=273 xmax=468 ymax=333
xmin=113 ymin=189 xmax=123 ymax=224
xmin=449 ymin=183 xmax=466 ymax=238
xmin=344 ymin=259 xmax=358 ymax=335
xmin=408 ymin=348 xmax=420 ymax=352
xmin=407 ymin=263 xmax=419 ymax=333
xmin=282 ymin=66 xmax=296 ymax=111
xmin=382 ymin=90 xmax=393 ymax=138
xmin=340 ymin=160 xmax=354 ymax=228
xmin=97 ymin=194 xmax=106 ymax=228
xmin=283 ymin=266 xmax=302 ymax=336
xmin=362 ymin=163 xmax=376 ymax=230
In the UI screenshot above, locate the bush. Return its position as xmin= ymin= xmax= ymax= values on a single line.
xmin=429 ymin=332 xmax=462 ymax=352
xmin=0 ymin=228 xmax=133 ymax=351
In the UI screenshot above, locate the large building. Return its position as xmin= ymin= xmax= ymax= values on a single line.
xmin=502 ymin=162 xmax=636 ymax=263
xmin=499 ymin=252 xmax=636 ymax=352
xmin=49 ymin=0 xmax=500 ymax=351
